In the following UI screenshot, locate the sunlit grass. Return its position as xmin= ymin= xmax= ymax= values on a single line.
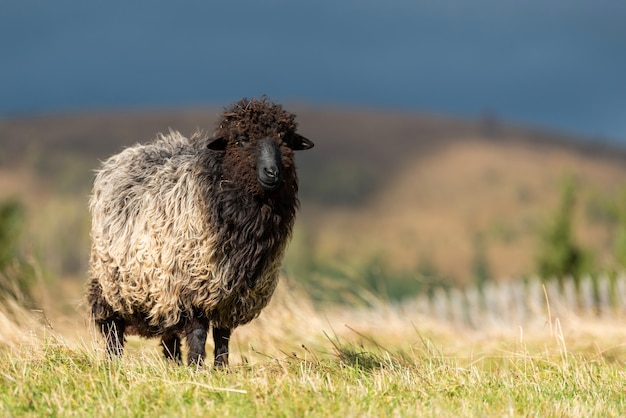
xmin=2 ymin=325 xmax=625 ymax=417
xmin=1 ymin=282 xmax=625 ymax=417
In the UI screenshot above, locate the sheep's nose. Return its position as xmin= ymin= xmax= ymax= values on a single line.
xmin=257 ymin=138 xmax=283 ymax=190
xmin=264 ymin=166 xmax=279 ymax=179
xmin=259 ymin=164 xmax=282 ymax=189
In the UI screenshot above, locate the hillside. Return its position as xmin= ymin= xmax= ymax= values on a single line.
xmin=2 ymin=105 xmax=626 ymax=288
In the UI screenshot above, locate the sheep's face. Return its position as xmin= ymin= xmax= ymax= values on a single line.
xmin=208 ymin=98 xmax=314 ymax=196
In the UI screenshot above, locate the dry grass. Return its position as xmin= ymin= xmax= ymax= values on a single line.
xmin=1 ymin=280 xmax=625 ymax=417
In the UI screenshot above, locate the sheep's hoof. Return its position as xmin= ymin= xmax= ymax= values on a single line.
xmin=214 ymin=354 xmax=229 ymax=370
xmin=187 ymin=354 xmax=205 ymax=368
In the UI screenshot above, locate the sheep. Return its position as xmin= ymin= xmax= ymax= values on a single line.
xmin=87 ymin=97 xmax=314 ymax=367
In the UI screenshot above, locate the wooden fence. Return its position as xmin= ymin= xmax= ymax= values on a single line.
xmin=402 ymin=274 xmax=626 ymax=329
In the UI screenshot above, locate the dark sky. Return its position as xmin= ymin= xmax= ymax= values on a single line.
xmin=1 ymin=0 xmax=625 ymax=142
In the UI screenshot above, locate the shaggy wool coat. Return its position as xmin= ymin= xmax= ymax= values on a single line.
xmin=88 ymin=101 xmax=304 ymax=336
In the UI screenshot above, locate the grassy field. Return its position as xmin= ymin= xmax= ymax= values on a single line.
xmin=2 ymin=108 xmax=626 ymax=416
xmin=1 ymin=282 xmax=625 ymax=417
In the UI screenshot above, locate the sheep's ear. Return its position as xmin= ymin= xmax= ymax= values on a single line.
xmin=291 ymin=134 xmax=314 ymax=151
xmin=207 ymin=137 xmax=228 ymax=150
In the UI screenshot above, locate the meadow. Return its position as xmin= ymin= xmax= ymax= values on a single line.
xmin=1 ymin=279 xmax=625 ymax=417
xmin=1 ymin=107 xmax=626 ymax=416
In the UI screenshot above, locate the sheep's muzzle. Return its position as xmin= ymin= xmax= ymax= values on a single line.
xmin=257 ymin=137 xmax=283 ymax=190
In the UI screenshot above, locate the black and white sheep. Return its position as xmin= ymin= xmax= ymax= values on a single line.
xmin=87 ymin=97 xmax=314 ymax=367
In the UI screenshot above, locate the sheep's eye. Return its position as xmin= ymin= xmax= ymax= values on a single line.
xmin=236 ymin=135 xmax=250 ymax=147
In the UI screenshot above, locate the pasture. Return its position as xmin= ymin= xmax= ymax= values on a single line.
xmin=1 ymin=280 xmax=625 ymax=417
xmin=1 ymin=107 xmax=626 ymax=416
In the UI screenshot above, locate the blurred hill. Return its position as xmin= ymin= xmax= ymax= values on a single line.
xmin=2 ymin=105 xmax=626 ymax=288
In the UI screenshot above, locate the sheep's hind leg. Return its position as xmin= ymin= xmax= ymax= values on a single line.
xmin=88 ymin=279 xmax=125 ymax=358
xmin=161 ymin=334 xmax=182 ymax=363
xmin=185 ymin=322 xmax=207 ymax=366
xmin=213 ymin=327 xmax=231 ymax=369
xmin=99 ymin=317 xmax=126 ymax=358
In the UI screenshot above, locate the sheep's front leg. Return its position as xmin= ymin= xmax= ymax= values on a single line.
xmin=213 ymin=326 xmax=231 ymax=368
xmin=185 ymin=322 xmax=207 ymax=366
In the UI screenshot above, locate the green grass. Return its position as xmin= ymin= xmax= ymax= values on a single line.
xmin=1 ymin=327 xmax=625 ymax=417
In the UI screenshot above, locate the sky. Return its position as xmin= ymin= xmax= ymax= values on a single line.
xmin=1 ymin=0 xmax=625 ymax=143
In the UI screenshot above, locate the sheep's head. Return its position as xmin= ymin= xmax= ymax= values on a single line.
xmin=208 ymin=97 xmax=314 ymax=196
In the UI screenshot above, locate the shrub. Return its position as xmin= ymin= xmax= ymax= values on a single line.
xmin=535 ymin=177 xmax=592 ymax=287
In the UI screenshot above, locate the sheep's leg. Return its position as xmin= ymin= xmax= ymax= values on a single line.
xmin=88 ymin=278 xmax=125 ymax=357
xmin=161 ymin=334 xmax=182 ymax=362
xmin=213 ymin=326 xmax=231 ymax=368
xmin=100 ymin=318 xmax=126 ymax=358
xmin=185 ymin=322 xmax=207 ymax=366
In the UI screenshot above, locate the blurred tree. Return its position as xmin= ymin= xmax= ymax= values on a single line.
xmin=536 ymin=177 xmax=592 ymax=289
xmin=0 ymin=198 xmax=35 ymax=304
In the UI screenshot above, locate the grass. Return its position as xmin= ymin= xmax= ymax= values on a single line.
xmin=1 ymin=283 xmax=625 ymax=417
xmin=1 ymin=330 xmax=625 ymax=417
